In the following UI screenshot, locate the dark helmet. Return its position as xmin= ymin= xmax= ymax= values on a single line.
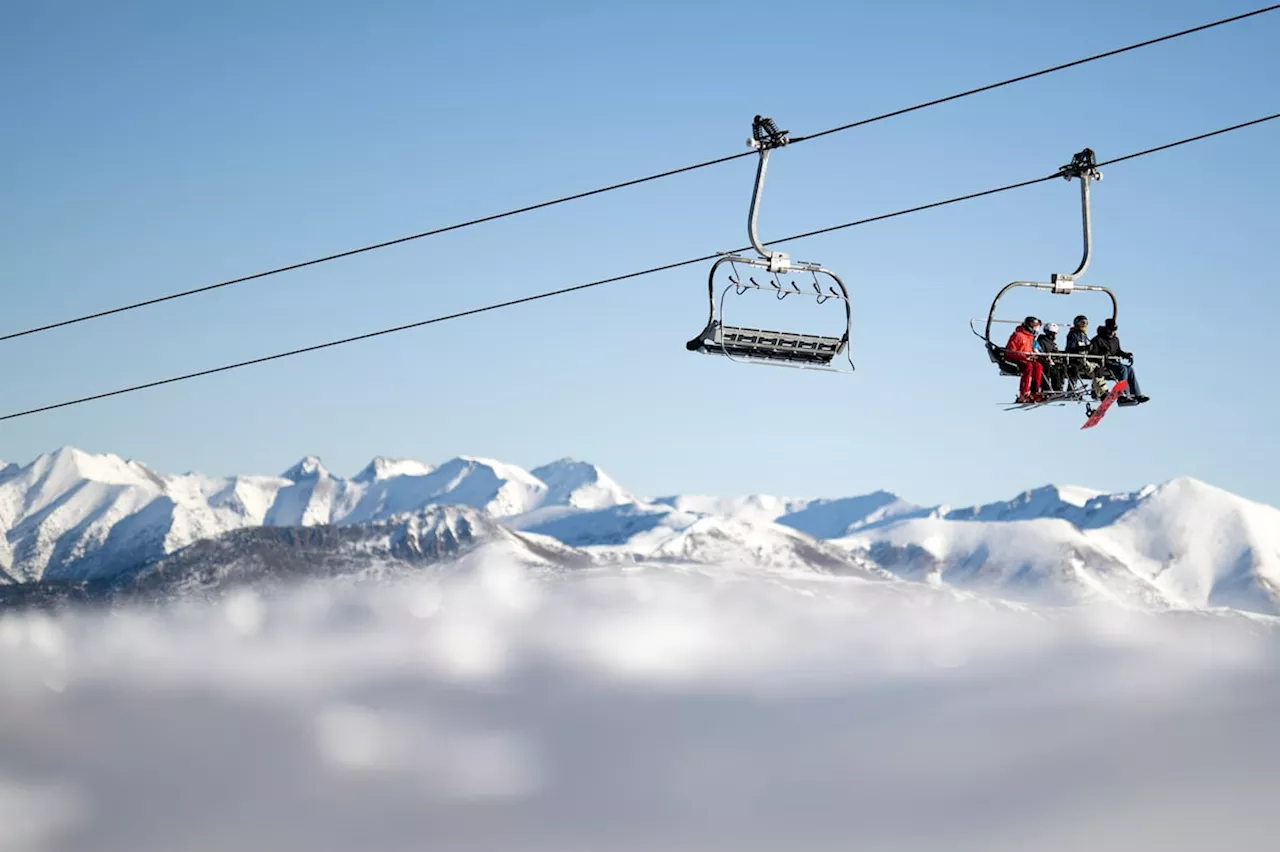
xmin=1023 ymin=315 xmax=1040 ymax=329
xmin=1073 ymin=314 xmax=1088 ymax=328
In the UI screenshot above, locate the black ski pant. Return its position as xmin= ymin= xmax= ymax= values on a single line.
xmin=1042 ymin=359 xmax=1066 ymax=392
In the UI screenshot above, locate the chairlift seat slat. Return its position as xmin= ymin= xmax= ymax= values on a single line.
xmin=705 ymin=324 xmax=844 ymax=364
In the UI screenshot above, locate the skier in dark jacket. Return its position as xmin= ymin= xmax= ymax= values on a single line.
xmin=1065 ymin=314 xmax=1106 ymax=395
xmin=1088 ymin=318 xmax=1149 ymax=404
xmin=1065 ymin=315 xmax=1091 ymax=356
xmin=1037 ymin=323 xmax=1066 ymax=393
xmin=1064 ymin=315 xmax=1090 ymax=383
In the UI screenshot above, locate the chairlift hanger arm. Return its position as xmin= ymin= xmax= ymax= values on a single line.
xmin=746 ymin=115 xmax=793 ymax=272
xmin=1052 ymin=148 xmax=1104 ymax=287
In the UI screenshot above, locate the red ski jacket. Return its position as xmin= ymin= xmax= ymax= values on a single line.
xmin=1005 ymin=326 xmax=1035 ymax=357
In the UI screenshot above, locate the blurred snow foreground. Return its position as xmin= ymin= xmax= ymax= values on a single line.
xmin=1 ymin=560 xmax=1279 ymax=852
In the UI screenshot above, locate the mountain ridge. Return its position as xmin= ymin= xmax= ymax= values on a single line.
xmin=0 ymin=446 xmax=1276 ymax=616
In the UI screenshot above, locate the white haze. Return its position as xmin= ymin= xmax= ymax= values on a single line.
xmin=2 ymin=561 xmax=1279 ymax=852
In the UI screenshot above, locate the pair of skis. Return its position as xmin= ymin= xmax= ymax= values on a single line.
xmin=1001 ymin=380 xmax=1128 ymax=429
xmin=1002 ymin=384 xmax=1094 ymax=411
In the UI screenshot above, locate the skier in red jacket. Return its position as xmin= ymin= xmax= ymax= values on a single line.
xmin=1005 ymin=316 xmax=1044 ymax=403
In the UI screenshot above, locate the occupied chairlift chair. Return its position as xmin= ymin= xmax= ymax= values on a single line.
xmin=973 ymin=148 xmax=1126 ymax=408
xmin=686 ymin=116 xmax=855 ymax=372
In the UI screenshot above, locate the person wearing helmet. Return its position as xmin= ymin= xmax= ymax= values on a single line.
xmin=1089 ymin=318 xmax=1149 ymax=404
xmin=1005 ymin=316 xmax=1044 ymax=403
xmin=1064 ymin=314 xmax=1103 ymax=394
xmin=1037 ymin=322 xmax=1065 ymax=393
xmin=1066 ymin=315 xmax=1091 ymax=355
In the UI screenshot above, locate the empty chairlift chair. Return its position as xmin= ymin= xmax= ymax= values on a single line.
xmin=686 ymin=115 xmax=854 ymax=372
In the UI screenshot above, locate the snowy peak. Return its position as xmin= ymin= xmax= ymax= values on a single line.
xmin=352 ymin=456 xmax=435 ymax=483
xmin=641 ymin=514 xmax=884 ymax=577
xmin=1051 ymin=484 xmax=1108 ymax=507
xmin=367 ymin=504 xmax=579 ymax=565
xmin=530 ymin=458 xmax=633 ymax=509
xmin=24 ymin=446 xmax=162 ymax=491
xmin=653 ymin=491 xmax=922 ymax=536
xmin=941 ymin=483 xmax=1135 ymax=528
xmin=945 ymin=484 xmax=1089 ymax=522
xmin=511 ymin=502 xmax=700 ymax=549
xmin=411 ymin=456 xmax=547 ymax=518
xmin=266 ymin=458 xmax=342 ymax=527
xmin=1148 ymin=475 xmax=1232 ymax=502
xmin=829 ymin=475 xmax=1280 ymax=613
xmin=653 ymin=494 xmax=807 ymax=524
xmin=281 ymin=456 xmax=329 ymax=482
xmin=0 ymin=447 xmax=172 ymax=582
xmin=778 ymin=490 xmax=922 ymax=538
xmin=1098 ymin=476 xmax=1280 ymax=612
xmin=842 ymin=514 xmax=1177 ymax=610
xmin=3 ymin=447 xmax=165 ymax=516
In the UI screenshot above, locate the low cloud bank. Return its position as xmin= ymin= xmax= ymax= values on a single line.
xmin=1 ymin=562 xmax=1277 ymax=851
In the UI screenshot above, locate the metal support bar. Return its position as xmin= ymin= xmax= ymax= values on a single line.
xmin=745 ymin=116 xmax=792 ymax=273
xmin=746 ymin=148 xmax=790 ymax=272
xmin=1052 ymin=148 xmax=1103 ymax=287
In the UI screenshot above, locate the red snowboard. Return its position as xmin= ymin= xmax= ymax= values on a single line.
xmin=1081 ymin=380 xmax=1128 ymax=430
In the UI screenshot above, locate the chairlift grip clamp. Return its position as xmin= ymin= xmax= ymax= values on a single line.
xmin=1060 ymin=148 xmax=1103 ymax=182
xmin=749 ymin=115 xmax=790 ymax=151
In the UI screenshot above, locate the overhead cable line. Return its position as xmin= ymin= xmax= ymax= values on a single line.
xmin=2 ymin=4 xmax=1276 ymax=346
xmin=791 ymin=3 xmax=1279 ymax=145
xmin=3 ymin=112 xmax=1275 ymax=424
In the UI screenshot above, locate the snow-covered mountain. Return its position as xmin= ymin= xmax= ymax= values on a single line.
xmin=1 ymin=446 xmax=1278 ymax=617
xmin=119 ymin=505 xmax=589 ymax=602
xmin=778 ymin=491 xmax=928 ymax=537
xmin=0 ymin=449 xmax=604 ymax=583
xmin=838 ymin=477 xmax=1280 ymax=611
xmin=531 ymin=458 xmax=633 ymax=509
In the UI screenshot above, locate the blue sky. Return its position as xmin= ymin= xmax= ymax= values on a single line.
xmin=1 ymin=0 xmax=1277 ymax=508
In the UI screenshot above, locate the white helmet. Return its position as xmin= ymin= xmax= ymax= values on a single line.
xmin=1044 ymin=323 xmax=1059 ymax=334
